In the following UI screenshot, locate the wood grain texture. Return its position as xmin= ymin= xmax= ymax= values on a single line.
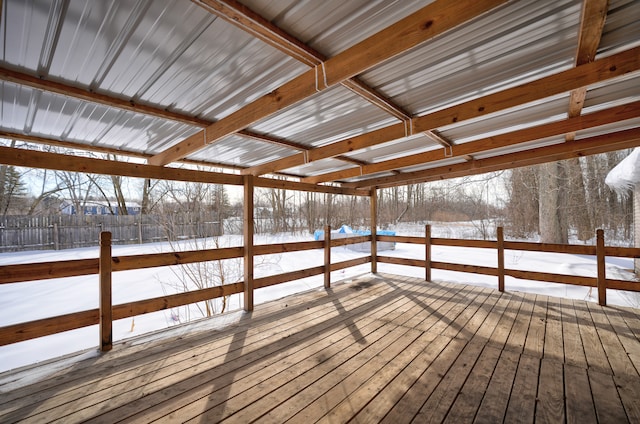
xmin=2 ymin=274 xmax=639 ymax=422
xmin=252 ymin=46 xmax=640 ymax=179
xmin=151 ymin=0 xmax=508 ymax=166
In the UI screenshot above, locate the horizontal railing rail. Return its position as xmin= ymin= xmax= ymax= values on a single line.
xmin=1 ymin=224 xmax=638 ymax=355
xmin=378 ymin=226 xmax=639 ymax=302
xmin=0 ymin=229 xmax=371 ymax=348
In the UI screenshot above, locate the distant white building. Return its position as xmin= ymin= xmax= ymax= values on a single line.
xmin=605 ymin=148 xmax=640 ymax=275
xmin=60 ymin=200 xmax=141 ymax=216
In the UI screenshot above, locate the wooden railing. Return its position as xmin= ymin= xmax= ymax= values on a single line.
xmin=0 ymin=227 xmax=371 ymax=350
xmin=378 ymin=226 xmax=640 ymax=306
xmin=1 ymin=225 xmax=638 ymax=353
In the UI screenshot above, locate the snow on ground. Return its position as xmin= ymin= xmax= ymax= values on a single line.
xmin=0 ymin=225 xmax=638 ymax=375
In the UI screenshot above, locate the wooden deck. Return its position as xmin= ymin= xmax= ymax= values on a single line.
xmin=1 ymin=273 xmax=640 ymax=423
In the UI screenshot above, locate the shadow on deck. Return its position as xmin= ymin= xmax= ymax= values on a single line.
xmin=1 ymin=273 xmax=640 ymax=423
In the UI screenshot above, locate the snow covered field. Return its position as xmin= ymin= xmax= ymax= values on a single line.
xmin=0 ymin=227 xmax=637 ymax=374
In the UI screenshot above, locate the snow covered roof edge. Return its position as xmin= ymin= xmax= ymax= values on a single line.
xmin=605 ymin=148 xmax=640 ymax=194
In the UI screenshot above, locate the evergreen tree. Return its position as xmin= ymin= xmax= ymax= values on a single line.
xmin=0 ymin=165 xmax=27 ymax=216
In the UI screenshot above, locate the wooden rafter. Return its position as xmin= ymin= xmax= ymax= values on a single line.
xmin=566 ymin=0 xmax=609 ymax=141
xmin=195 ymin=1 xmax=462 ymax=174
xmin=0 ymin=145 xmax=368 ymax=196
xmin=335 ymin=156 xmax=369 ymax=167
xmin=244 ymin=46 xmax=640 ymax=178
xmin=194 ymin=0 xmax=410 ymax=171
xmin=424 ymin=130 xmax=455 ymax=149
xmin=194 ymin=0 xmax=424 ymax=127
xmin=237 ymin=131 xmax=308 ymax=152
xmin=346 ymin=127 xmax=640 ymax=189
xmin=0 ymin=66 xmax=325 ymax=164
xmin=0 ymin=131 xmax=246 ymax=172
xmin=302 ymin=100 xmax=640 ymax=184
xmin=194 ymin=0 xmax=424 ymax=121
xmin=0 ymin=66 xmax=210 ymax=127
xmin=193 ymin=0 xmax=320 ymax=67
xmin=149 ymin=0 xmax=508 ymax=166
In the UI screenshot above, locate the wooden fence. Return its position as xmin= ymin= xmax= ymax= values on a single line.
xmin=0 ymin=226 xmax=638 ymax=352
xmin=0 ymin=214 xmax=222 ymax=252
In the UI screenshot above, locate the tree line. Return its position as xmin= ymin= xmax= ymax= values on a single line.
xmin=0 ymin=142 xmax=634 ymax=244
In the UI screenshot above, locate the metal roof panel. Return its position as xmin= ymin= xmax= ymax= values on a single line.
xmin=250 ymin=85 xmax=398 ymax=148
xmin=188 ymin=134 xmax=295 ymax=167
xmin=361 ymin=0 xmax=581 ymax=116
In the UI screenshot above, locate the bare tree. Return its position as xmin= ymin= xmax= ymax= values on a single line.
xmin=26 ymin=168 xmax=66 ymax=215
xmin=506 ymin=167 xmax=539 ymax=238
xmin=161 ymin=236 xmax=242 ymax=322
xmin=565 ymin=158 xmax=591 ymax=241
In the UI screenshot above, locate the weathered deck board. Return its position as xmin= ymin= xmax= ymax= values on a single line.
xmin=560 ymin=296 xmax=588 ymax=368
xmin=564 ymin=363 xmax=597 ymax=424
xmin=574 ymin=299 xmax=613 ymax=374
xmin=1 ymin=273 xmax=639 ymax=423
xmin=473 ymin=349 xmax=520 ymax=423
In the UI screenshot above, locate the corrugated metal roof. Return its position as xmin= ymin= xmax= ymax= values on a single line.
xmin=599 ymin=0 xmax=640 ymax=56
xmin=242 ymin=0 xmax=432 ymax=56
xmin=286 ymin=157 xmax=353 ymax=177
xmin=1 ymin=0 xmax=639 ymax=187
xmin=250 ymin=85 xmax=399 ymax=148
xmin=575 ymin=117 xmax=640 ymax=139
xmin=345 ymin=134 xmax=439 ymax=164
xmin=583 ymin=73 xmax=640 ymax=112
xmin=438 ymin=94 xmax=571 ymax=144
xmin=361 ymin=0 xmax=581 ymax=115
xmin=0 ymin=80 xmax=197 ymax=154
xmin=1 ymin=1 xmax=307 ymax=122
xmin=188 ymin=133 xmax=294 ymax=167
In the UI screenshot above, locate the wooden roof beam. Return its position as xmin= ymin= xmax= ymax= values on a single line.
xmin=0 ymin=65 xmax=321 ymax=161
xmin=0 ymin=145 xmax=368 ymax=196
xmin=0 ymin=66 xmax=212 ymax=128
xmin=424 ymin=130 xmax=454 ymax=149
xmin=302 ymin=100 xmax=640 ymax=184
xmin=0 ymin=131 xmax=247 ymax=172
xmin=346 ymin=126 xmax=640 ymax=189
xmin=149 ymin=0 xmax=508 ymax=166
xmin=192 ymin=0 xmax=418 ymax=170
xmin=237 ymin=131 xmax=308 ymax=152
xmin=566 ymin=0 xmax=609 ymax=141
xmin=195 ymin=0 xmax=414 ymax=122
xmin=334 ymin=156 xmax=369 ymax=167
xmin=245 ymin=46 xmax=640 ymax=177
xmin=193 ymin=0 xmax=321 ymax=67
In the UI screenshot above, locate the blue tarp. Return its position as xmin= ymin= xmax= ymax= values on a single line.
xmin=313 ymin=225 xmax=395 ymax=240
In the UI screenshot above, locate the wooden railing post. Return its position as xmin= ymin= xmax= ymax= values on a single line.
xmin=243 ymin=175 xmax=255 ymax=312
xmin=324 ymin=225 xmax=331 ymax=289
xmin=99 ymin=231 xmax=113 ymax=352
xmin=497 ymin=226 xmax=505 ymax=292
xmin=425 ymin=224 xmax=431 ymax=281
xmin=597 ymin=228 xmax=606 ymax=306
xmin=370 ymin=188 xmax=378 ymax=274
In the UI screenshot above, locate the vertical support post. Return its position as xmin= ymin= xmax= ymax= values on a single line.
xmin=99 ymin=231 xmax=112 ymax=352
xmin=370 ymin=188 xmax=378 ymax=274
xmin=425 ymin=224 xmax=431 ymax=281
xmin=324 ymin=225 xmax=331 ymax=289
xmin=138 ymin=220 xmax=143 ymax=244
xmin=243 ymin=175 xmax=254 ymax=312
xmin=497 ymin=226 xmax=505 ymax=292
xmin=596 ymin=228 xmax=606 ymax=306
